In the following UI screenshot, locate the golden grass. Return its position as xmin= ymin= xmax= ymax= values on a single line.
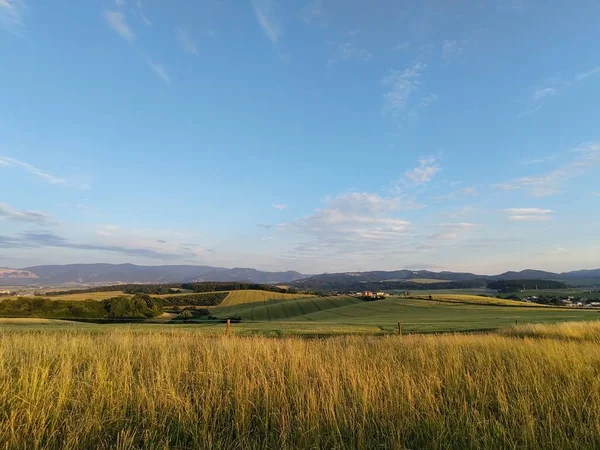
xmin=500 ymin=320 xmax=600 ymax=341
xmin=0 ymin=325 xmax=599 ymax=448
xmin=417 ymin=293 xmax=547 ymax=307
xmin=219 ymin=289 xmax=312 ymax=307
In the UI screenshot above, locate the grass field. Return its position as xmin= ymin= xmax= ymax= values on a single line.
xmin=1 ymin=324 xmax=600 ymax=449
xmin=218 ymin=289 xmax=312 ymax=306
xmin=209 ymin=294 xmax=599 ymax=334
xmin=415 ymin=293 xmax=547 ymax=307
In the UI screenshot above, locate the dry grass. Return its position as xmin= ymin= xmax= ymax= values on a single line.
xmin=500 ymin=320 xmax=600 ymax=341
xmin=0 ymin=325 xmax=599 ymax=449
xmin=417 ymin=293 xmax=547 ymax=307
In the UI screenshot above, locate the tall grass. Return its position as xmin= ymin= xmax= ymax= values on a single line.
xmin=500 ymin=319 xmax=600 ymax=341
xmin=0 ymin=327 xmax=599 ymax=449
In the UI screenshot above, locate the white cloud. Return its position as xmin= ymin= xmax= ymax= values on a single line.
xmin=177 ymin=27 xmax=197 ymax=55
xmin=272 ymin=203 xmax=287 ymax=210
xmin=0 ymin=0 xmax=26 ymax=34
xmin=299 ymin=0 xmax=324 ymax=25
xmin=532 ymin=87 xmax=556 ymax=101
xmin=430 ymin=222 xmax=477 ymax=240
xmin=575 ymin=66 xmax=600 ymax=82
xmin=393 ymin=42 xmax=410 ymax=52
xmin=252 ymin=0 xmax=281 ymax=44
xmin=0 ymin=202 xmax=49 ymax=225
xmin=382 ymin=63 xmax=436 ymax=121
xmin=502 ymin=208 xmax=553 ymax=222
xmin=104 ymin=10 xmax=134 ymax=42
xmin=433 ymin=187 xmax=477 ymax=202
xmin=328 ymin=42 xmax=371 ymax=66
xmin=0 ymin=156 xmax=67 ymax=185
xmin=441 ymin=40 xmax=466 ymax=60
xmin=494 ymin=142 xmax=600 ymax=196
xmin=147 ymin=60 xmax=169 ymax=83
xmin=404 ymin=155 xmax=441 ymax=186
xmin=281 ymin=192 xmax=416 ymax=257
xmin=382 ymin=62 xmax=426 ymax=118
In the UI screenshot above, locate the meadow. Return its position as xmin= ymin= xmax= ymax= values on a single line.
xmin=1 ymin=323 xmax=600 ymax=449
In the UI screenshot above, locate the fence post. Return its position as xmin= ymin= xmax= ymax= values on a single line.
xmin=225 ymin=318 xmax=231 ymax=337
xmin=397 ymin=321 xmax=402 ymax=336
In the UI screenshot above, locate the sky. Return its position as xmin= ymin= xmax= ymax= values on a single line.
xmin=1 ymin=0 xmax=599 ymax=275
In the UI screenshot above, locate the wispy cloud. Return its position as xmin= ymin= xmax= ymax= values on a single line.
xmin=433 ymin=187 xmax=477 ymax=202
xmin=382 ymin=63 xmax=436 ymax=121
xmin=519 ymin=66 xmax=600 ymax=117
xmin=104 ymin=10 xmax=134 ymax=42
xmin=393 ymin=42 xmax=410 ymax=52
xmin=177 ymin=27 xmax=197 ymax=55
xmin=0 ymin=202 xmax=49 ymax=225
xmin=0 ymin=156 xmax=68 ymax=186
xmin=575 ymin=66 xmax=600 ymax=82
xmin=429 ymin=222 xmax=477 ymax=241
xmin=532 ymin=87 xmax=556 ymax=102
xmin=103 ymin=8 xmax=168 ymax=83
xmin=252 ymin=0 xmax=281 ymax=44
xmin=494 ymin=142 xmax=600 ymax=196
xmin=281 ymin=192 xmax=414 ymax=257
xmin=0 ymin=0 xmax=26 ymax=34
xmin=328 ymin=42 xmax=371 ymax=67
xmin=502 ymin=208 xmax=553 ymax=222
xmin=146 ymin=60 xmax=169 ymax=83
xmin=441 ymin=40 xmax=467 ymax=60
xmin=403 ymin=155 xmax=442 ymax=186
xmin=299 ymin=0 xmax=324 ymax=25
xmin=272 ymin=203 xmax=287 ymax=210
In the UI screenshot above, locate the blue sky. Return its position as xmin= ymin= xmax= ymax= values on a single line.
xmin=1 ymin=0 xmax=599 ymax=274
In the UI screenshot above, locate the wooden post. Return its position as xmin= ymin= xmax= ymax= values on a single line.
xmin=515 ymin=319 xmax=518 ymax=326
xmin=397 ymin=321 xmax=402 ymax=336
xmin=225 ymin=318 xmax=231 ymax=337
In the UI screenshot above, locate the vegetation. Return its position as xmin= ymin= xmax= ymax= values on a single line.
xmin=499 ymin=320 xmax=600 ymax=341
xmin=157 ymin=292 xmax=229 ymax=307
xmin=415 ymin=293 xmax=546 ymax=307
xmin=0 ymin=295 xmax=163 ymax=319
xmin=488 ymin=279 xmax=568 ymax=292
xmin=0 ymin=326 xmax=599 ymax=448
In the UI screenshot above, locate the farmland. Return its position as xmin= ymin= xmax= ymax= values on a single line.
xmin=1 ymin=289 xmax=598 ymax=334
xmin=1 ymin=323 xmax=600 ymax=448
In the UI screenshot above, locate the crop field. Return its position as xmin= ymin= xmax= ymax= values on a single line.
xmin=217 ymin=289 xmax=312 ymax=307
xmin=210 ymin=295 xmax=599 ymax=334
xmin=415 ymin=293 xmax=547 ymax=307
xmin=1 ymin=323 xmax=600 ymax=449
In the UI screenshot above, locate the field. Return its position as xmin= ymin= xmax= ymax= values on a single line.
xmin=218 ymin=289 xmax=312 ymax=306
xmin=1 ymin=323 xmax=600 ymax=449
xmin=414 ymin=293 xmax=547 ymax=307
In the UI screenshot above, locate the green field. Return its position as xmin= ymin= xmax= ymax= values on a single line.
xmin=2 ymin=289 xmax=598 ymax=335
xmin=208 ymin=293 xmax=600 ymax=335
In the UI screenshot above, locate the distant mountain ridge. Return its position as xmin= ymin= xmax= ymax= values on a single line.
xmin=291 ymin=268 xmax=600 ymax=290
xmin=1 ymin=264 xmax=599 ymax=287
xmin=0 ymin=263 xmax=306 ymax=286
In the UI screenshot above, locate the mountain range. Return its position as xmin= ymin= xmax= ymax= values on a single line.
xmin=0 ymin=264 xmax=599 ymax=287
